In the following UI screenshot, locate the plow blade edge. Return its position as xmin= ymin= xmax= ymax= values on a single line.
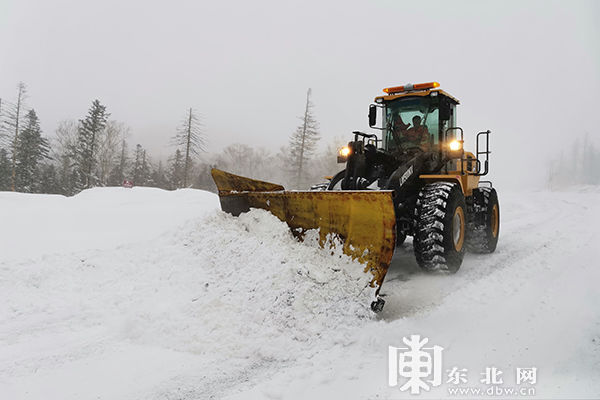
xmin=211 ymin=168 xmax=396 ymax=291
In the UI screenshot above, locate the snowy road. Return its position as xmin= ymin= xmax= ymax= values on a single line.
xmin=1 ymin=187 xmax=599 ymax=399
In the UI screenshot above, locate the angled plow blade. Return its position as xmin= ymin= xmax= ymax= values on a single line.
xmin=211 ymin=168 xmax=396 ymax=293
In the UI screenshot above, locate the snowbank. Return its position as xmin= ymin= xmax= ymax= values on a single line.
xmin=0 ymin=187 xmax=218 ymax=259
xmin=1 ymin=187 xmax=599 ymax=399
xmin=1 ymin=188 xmax=377 ymax=399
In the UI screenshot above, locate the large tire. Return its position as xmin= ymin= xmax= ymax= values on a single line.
xmin=396 ymin=229 xmax=406 ymax=247
xmin=413 ymin=182 xmax=466 ymax=273
xmin=466 ymin=187 xmax=499 ymax=253
xmin=326 ymin=170 xmax=346 ymax=190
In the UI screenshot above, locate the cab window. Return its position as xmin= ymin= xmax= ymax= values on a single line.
xmin=384 ymin=97 xmax=440 ymax=152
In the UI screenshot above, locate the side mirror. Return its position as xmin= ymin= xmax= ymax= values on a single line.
xmin=368 ymin=105 xmax=377 ymax=127
xmin=440 ymin=99 xmax=451 ymax=121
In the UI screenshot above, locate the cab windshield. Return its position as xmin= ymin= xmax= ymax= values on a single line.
xmin=384 ymin=97 xmax=440 ymax=152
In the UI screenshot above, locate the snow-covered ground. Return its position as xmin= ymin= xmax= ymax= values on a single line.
xmin=1 ymin=187 xmax=599 ymax=399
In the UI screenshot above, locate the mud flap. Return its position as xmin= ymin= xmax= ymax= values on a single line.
xmin=211 ymin=169 xmax=396 ymax=293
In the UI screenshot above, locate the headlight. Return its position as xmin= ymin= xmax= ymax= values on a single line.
xmin=449 ymin=140 xmax=462 ymax=151
xmin=339 ymin=146 xmax=351 ymax=157
xmin=337 ymin=146 xmax=352 ymax=163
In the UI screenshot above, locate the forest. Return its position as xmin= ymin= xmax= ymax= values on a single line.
xmin=546 ymin=133 xmax=600 ymax=189
xmin=0 ymin=83 xmax=343 ymax=195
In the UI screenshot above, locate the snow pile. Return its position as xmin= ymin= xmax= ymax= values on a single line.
xmin=124 ymin=209 xmax=376 ymax=359
xmin=0 ymin=188 xmax=377 ymax=399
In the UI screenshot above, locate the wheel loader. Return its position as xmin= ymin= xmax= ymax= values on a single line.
xmin=211 ymin=82 xmax=499 ymax=312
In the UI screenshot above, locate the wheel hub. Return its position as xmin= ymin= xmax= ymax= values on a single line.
xmin=452 ymin=207 xmax=465 ymax=251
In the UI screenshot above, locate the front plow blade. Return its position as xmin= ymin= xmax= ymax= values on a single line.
xmin=211 ymin=169 xmax=396 ymax=292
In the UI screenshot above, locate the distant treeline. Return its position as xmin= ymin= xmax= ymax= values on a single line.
xmin=548 ymin=133 xmax=600 ymax=189
xmin=0 ymin=83 xmax=344 ymax=195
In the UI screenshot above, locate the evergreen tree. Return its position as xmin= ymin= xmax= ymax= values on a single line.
xmin=56 ymin=150 xmax=77 ymax=196
xmin=14 ymin=109 xmax=49 ymax=192
xmin=74 ymin=100 xmax=109 ymax=189
xmin=151 ymin=160 xmax=169 ymax=189
xmin=171 ymin=108 xmax=205 ymax=187
xmin=39 ymin=163 xmax=60 ymax=194
xmin=131 ymin=144 xmax=151 ymax=186
xmin=168 ymin=149 xmax=185 ymax=189
xmin=289 ymin=88 xmax=320 ymax=187
xmin=0 ymin=148 xmax=10 ymax=191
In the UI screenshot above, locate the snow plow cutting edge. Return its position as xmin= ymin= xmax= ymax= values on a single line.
xmin=211 ymin=168 xmax=396 ymax=297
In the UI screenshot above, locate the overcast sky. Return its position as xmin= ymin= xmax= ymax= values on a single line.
xmin=1 ymin=0 xmax=598 ymax=189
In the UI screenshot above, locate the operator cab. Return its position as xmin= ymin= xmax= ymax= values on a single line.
xmin=371 ymin=82 xmax=460 ymax=153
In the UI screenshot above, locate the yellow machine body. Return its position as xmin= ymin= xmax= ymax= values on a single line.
xmin=420 ymin=151 xmax=482 ymax=196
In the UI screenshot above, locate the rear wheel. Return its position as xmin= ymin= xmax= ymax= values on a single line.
xmin=413 ymin=182 xmax=466 ymax=273
xmin=466 ymin=187 xmax=500 ymax=253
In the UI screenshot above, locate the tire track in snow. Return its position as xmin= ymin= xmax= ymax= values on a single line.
xmin=378 ymin=191 xmax=585 ymax=320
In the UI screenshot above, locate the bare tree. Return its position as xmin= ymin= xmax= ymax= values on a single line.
xmin=108 ymin=139 xmax=130 ymax=186
xmin=289 ymin=88 xmax=320 ymax=187
xmin=214 ymin=144 xmax=275 ymax=181
xmin=172 ymin=108 xmax=205 ymax=187
xmin=53 ymin=120 xmax=79 ymax=195
xmin=97 ymin=121 xmax=127 ymax=185
xmin=217 ymin=143 xmax=254 ymax=175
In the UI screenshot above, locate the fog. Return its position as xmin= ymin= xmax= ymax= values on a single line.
xmin=1 ymin=0 xmax=598 ymax=189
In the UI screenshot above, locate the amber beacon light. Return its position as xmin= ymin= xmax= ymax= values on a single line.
xmin=383 ymin=81 xmax=440 ymax=94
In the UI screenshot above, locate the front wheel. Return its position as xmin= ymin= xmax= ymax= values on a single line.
xmin=327 ymin=170 xmax=346 ymax=190
xmin=413 ymin=182 xmax=466 ymax=273
xmin=396 ymin=229 xmax=406 ymax=247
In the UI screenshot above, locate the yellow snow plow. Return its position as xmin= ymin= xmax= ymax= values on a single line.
xmin=211 ymin=168 xmax=396 ymax=298
xmin=211 ymin=82 xmax=499 ymax=312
